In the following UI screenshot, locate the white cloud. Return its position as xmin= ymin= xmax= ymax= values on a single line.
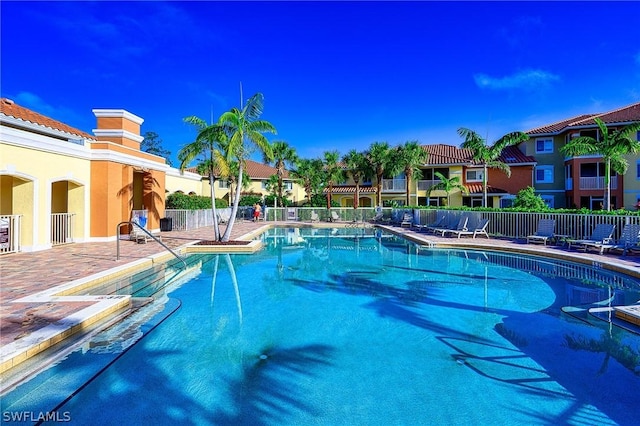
xmin=474 ymin=70 xmax=560 ymax=91
xmin=14 ymin=92 xmax=56 ymax=116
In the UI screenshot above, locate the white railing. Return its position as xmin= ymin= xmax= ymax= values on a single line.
xmin=579 ymin=176 xmax=617 ymax=190
xmin=51 ymin=213 xmax=75 ymax=245
xmin=408 ymin=208 xmax=640 ymax=241
xmin=164 ymin=208 xmax=231 ymax=231
xmin=0 ymin=215 xmax=21 ymax=254
xmin=382 ymin=178 xmax=406 ymax=192
xmin=417 ymin=180 xmax=440 ymax=191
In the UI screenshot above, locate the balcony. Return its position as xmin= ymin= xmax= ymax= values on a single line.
xmin=579 ymin=176 xmax=617 ymax=190
xmin=382 ymin=178 xmax=406 ymax=192
xmin=417 ymin=179 xmax=440 ymax=191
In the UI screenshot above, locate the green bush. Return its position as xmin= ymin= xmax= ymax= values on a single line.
xmin=166 ymin=193 xmax=227 ymax=209
xmin=513 ymin=186 xmax=549 ymax=210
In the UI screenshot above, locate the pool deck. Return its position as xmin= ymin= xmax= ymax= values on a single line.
xmin=2 ymin=220 xmax=640 ymax=379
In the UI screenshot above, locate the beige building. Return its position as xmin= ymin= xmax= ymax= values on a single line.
xmin=0 ymin=98 xmax=304 ymax=254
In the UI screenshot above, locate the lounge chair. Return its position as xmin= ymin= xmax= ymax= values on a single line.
xmin=526 ymin=219 xmax=556 ymax=245
xmin=400 ymin=212 xmax=413 ymax=228
xmin=449 ymin=218 xmax=490 ymax=239
xmin=567 ymin=223 xmax=616 ymax=254
xmin=415 ymin=213 xmax=446 ymax=232
xmin=370 ymin=211 xmax=384 ymax=223
xmin=610 ymin=223 xmax=640 ymax=256
xmin=433 ymin=215 xmax=468 ymax=237
xmin=310 ymin=211 xmax=319 ymax=222
xmin=330 ymin=211 xmax=341 ymax=222
xmin=130 ymin=216 xmax=160 ymax=244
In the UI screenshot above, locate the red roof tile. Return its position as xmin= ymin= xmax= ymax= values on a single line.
xmin=464 ymin=183 xmax=508 ymax=195
xmin=323 ymin=185 xmax=377 ymax=194
xmin=423 ymin=144 xmax=534 ymax=165
xmin=0 ymin=98 xmax=95 ymax=139
xmin=526 ymin=101 xmax=640 ymax=135
xmin=187 ymin=159 xmax=288 ymax=180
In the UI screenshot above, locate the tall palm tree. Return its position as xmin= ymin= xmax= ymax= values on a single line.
xmin=427 ymin=171 xmax=469 ymax=206
xmin=323 ymin=150 xmax=344 ymax=209
xmin=225 ymin=160 xmax=251 ymax=206
xmin=560 ymin=117 xmax=640 ymax=211
xmin=366 ymin=141 xmax=395 ymax=207
xmin=458 ymin=128 xmax=529 ymax=207
xmin=291 ymin=158 xmax=324 ymax=204
xmin=395 ymin=141 xmax=428 ymax=206
xmin=179 ymin=117 xmax=229 ymax=241
xmin=342 ymin=149 xmax=371 ymax=209
xmin=218 ymin=93 xmax=276 ymax=241
xmin=264 ymin=140 xmax=298 ymax=207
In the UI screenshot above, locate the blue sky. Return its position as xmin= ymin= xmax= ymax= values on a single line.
xmin=2 ymin=1 xmax=640 ymax=166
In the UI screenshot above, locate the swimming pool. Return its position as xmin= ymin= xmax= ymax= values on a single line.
xmin=2 ymin=227 xmax=640 ymax=425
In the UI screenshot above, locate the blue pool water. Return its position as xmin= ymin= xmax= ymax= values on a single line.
xmin=3 ymin=227 xmax=640 ymax=425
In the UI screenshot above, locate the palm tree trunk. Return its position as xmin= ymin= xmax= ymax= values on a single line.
xmin=222 ymin=162 xmax=244 ymax=241
xmin=376 ymin=172 xmax=383 ymax=207
xmin=208 ymin=170 xmax=220 ymax=241
xmin=483 ymin=164 xmax=488 ymax=207
xmin=604 ymin=159 xmax=611 ymax=211
xmin=405 ymin=171 xmax=412 ymax=206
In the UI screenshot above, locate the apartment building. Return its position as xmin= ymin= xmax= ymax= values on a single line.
xmin=525 ymin=102 xmax=640 ymax=209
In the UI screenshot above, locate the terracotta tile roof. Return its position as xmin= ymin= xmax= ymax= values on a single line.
xmin=423 ymin=144 xmax=473 ymax=164
xmin=498 ymin=145 xmax=536 ymax=164
xmin=0 ymin=97 xmax=95 ymax=139
xmin=245 ymin=159 xmax=290 ymax=179
xmin=464 ymin=183 xmax=508 ymax=195
xmin=526 ymin=101 xmax=640 ymax=135
xmin=423 ymin=144 xmax=535 ymax=165
xmin=323 ymin=185 xmax=377 ymax=194
xmin=186 ymin=159 xmax=288 ymax=180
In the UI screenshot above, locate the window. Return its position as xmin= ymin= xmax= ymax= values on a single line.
xmin=535 ymin=166 xmax=554 ymax=183
xmin=218 ymin=180 xmax=229 ymax=189
xmin=465 ymin=169 xmax=484 ymax=182
xmin=636 ymin=160 xmax=640 ymax=180
xmin=536 ymin=138 xmax=553 ymax=153
xmin=284 ymin=181 xmax=293 ymax=190
xmin=540 ymin=195 xmax=555 ymax=208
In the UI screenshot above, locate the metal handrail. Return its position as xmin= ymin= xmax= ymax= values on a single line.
xmin=116 ymin=221 xmax=187 ymax=268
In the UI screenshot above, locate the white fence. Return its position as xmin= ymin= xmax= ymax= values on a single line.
xmin=0 ymin=215 xmax=21 ymax=254
xmin=408 ymin=209 xmax=640 ymax=241
xmin=51 ymin=213 xmax=75 ymax=246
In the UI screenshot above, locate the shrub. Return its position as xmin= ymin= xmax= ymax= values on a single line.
xmin=513 ymin=186 xmax=549 ymax=210
xmin=166 ymin=193 xmax=226 ymax=209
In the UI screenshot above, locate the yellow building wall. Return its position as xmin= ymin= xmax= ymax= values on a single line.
xmin=1 ymin=143 xmax=91 ymax=250
xmin=623 ymin=153 xmax=640 ymax=210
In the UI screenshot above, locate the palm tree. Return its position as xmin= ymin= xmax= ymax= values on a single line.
xmin=291 ymin=158 xmax=324 ymax=204
xmin=342 ymin=149 xmax=371 ymax=209
xmin=458 ymin=128 xmax=529 ymax=207
xmin=395 ymin=141 xmax=428 ymax=206
xmin=218 ymin=93 xmax=276 ymax=241
xmin=427 ymin=171 xmax=469 ymax=206
xmin=225 ymin=160 xmax=251 ymax=206
xmin=560 ymin=117 xmax=640 ymax=211
xmin=366 ymin=141 xmax=395 ymax=207
xmin=179 ymin=117 xmax=229 ymax=241
xmin=323 ymin=150 xmax=344 ymax=209
xmin=264 ymin=141 xmax=298 ymax=207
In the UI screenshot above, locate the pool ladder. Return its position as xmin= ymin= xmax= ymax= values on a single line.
xmin=116 ymin=221 xmax=187 ymax=268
